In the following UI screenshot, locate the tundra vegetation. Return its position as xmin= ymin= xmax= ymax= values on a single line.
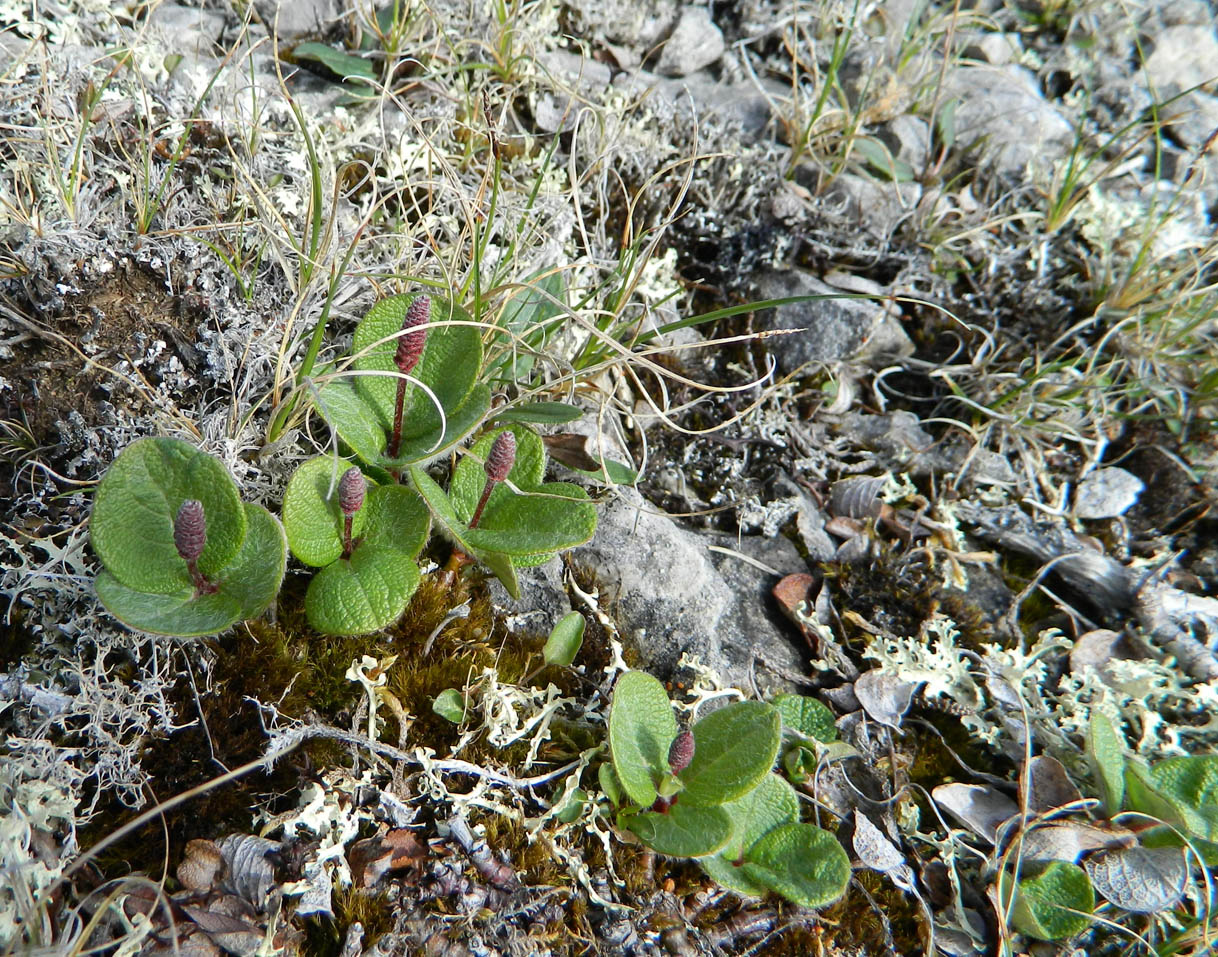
xmin=1 ymin=0 xmax=1217 ymax=955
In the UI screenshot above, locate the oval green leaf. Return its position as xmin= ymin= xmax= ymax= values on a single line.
xmin=361 ymin=484 xmax=430 ymax=558
xmin=218 ymin=503 xmax=286 ymax=619
xmin=609 ymin=671 xmax=678 ymax=808
xmin=91 ymin=438 xmax=246 ymax=594
xmin=1009 ymin=861 xmax=1095 ymax=940
xmin=773 ymin=693 xmax=838 ymax=743
xmin=96 ymin=572 xmax=242 ymax=637
xmin=493 ymin=402 xmax=584 ymax=425
xmin=304 ymin=543 xmax=420 ymax=636
xmin=314 ymin=380 xmax=387 ymax=466
xmin=1087 ymin=711 xmax=1125 ymax=818
xmin=450 ymin=425 xmax=547 ymax=520
xmin=462 ymin=484 xmax=597 ymax=556
xmin=681 ymin=702 xmax=782 ymax=807
xmin=702 ymin=775 xmax=802 ymax=896
xmin=1146 ymin=755 xmax=1218 ymax=842
xmin=543 ymin=611 xmax=585 ymax=667
xmin=433 ymin=688 xmax=467 ymax=723
xmin=741 ymin=823 xmax=851 ymax=909
xmin=382 ymin=382 xmax=491 ymax=468
xmin=282 ymin=457 xmax=369 ymax=567
xmin=621 ymin=803 xmax=732 ymax=858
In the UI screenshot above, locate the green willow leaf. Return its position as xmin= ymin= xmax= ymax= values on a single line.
xmin=360 ymin=484 xmax=430 ymax=558
xmin=94 ymin=504 xmax=284 ymax=636
xmin=91 ymin=437 xmax=245 ymax=594
xmin=314 ymin=380 xmax=387 ymax=466
xmin=681 ymin=702 xmax=782 ymax=807
xmin=493 ymin=402 xmax=584 ymax=425
xmin=353 ymin=294 xmax=482 ymax=444
xmin=304 ymin=543 xmax=420 ymax=636
xmin=381 ymin=382 xmax=490 ymax=467
xmin=621 ymin=803 xmax=732 ymax=858
xmin=702 ymin=775 xmax=802 ymax=897
xmin=543 ymin=611 xmax=585 ymax=667
xmin=1008 ymin=862 xmax=1095 ymax=940
xmin=741 ymin=823 xmax=851 ymax=909
xmin=282 ymin=457 xmax=369 ymax=567
xmin=609 ymin=671 xmax=678 ymax=808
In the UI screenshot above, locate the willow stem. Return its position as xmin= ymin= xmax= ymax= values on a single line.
xmin=469 ymin=478 xmax=495 ymax=529
xmin=388 ymin=378 xmax=407 ymax=459
xmin=343 ymin=515 xmax=354 ymax=558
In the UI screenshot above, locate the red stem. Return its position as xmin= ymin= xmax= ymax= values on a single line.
xmin=343 ymin=515 xmax=354 ymax=558
xmin=388 ymin=378 xmax=407 ymax=458
xmin=469 ymin=477 xmax=495 ymax=529
xmin=187 ymin=560 xmax=218 ymax=595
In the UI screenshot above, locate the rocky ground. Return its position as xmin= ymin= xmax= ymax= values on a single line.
xmin=2 ymin=0 xmax=1217 ymax=955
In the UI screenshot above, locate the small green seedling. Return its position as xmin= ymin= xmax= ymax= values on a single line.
xmin=316 ymin=293 xmax=492 ymax=469
xmin=542 ymin=611 xmax=586 ymax=668
xmin=603 ymin=672 xmax=850 ymax=907
xmin=410 ymin=424 xmax=597 ymax=599
xmin=282 ymin=457 xmax=430 ymax=635
xmin=90 ymin=438 xmax=286 ymax=637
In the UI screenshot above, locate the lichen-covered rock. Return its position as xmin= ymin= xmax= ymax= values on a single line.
xmin=656 ymin=7 xmax=726 ymax=77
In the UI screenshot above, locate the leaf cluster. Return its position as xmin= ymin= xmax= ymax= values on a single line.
xmin=90 ymin=438 xmax=286 ymax=637
xmin=602 ymin=672 xmax=850 ymax=909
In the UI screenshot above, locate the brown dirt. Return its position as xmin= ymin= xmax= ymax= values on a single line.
xmin=1 ymin=260 xmax=207 ymax=453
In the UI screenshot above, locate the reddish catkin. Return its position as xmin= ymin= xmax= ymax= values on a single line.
xmin=485 ymin=430 xmax=516 ymax=482
xmin=668 ymin=730 xmax=695 ymax=774
xmin=174 ymin=500 xmax=206 ymax=563
xmin=339 ymin=466 xmax=366 ymax=516
xmin=395 ymin=295 xmax=430 ymax=375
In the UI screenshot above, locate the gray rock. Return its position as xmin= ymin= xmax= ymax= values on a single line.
xmin=252 ymin=0 xmax=340 ymax=38
xmin=570 ymin=490 xmax=808 ymax=692
xmin=751 ymin=269 xmax=914 ymax=374
xmin=657 ymin=7 xmax=725 ymax=77
xmin=944 ymin=64 xmax=1074 ymax=175
xmin=487 ymin=557 xmax=572 ymax=638
xmin=147 ymin=4 xmax=227 ymax=55
xmin=965 ymin=31 xmax=1021 ymax=66
xmin=1143 ymin=25 xmax=1218 ymax=148
xmin=611 ymin=69 xmax=785 ymax=139
xmin=1074 ymin=467 xmax=1145 ymax=520
xmin=884 ymin=114 xmax=931 ymax=169
xmin=818 ymin=172 xmax=922 ymax=239
xmin=564 ymin=0 xmax=679 ymax=49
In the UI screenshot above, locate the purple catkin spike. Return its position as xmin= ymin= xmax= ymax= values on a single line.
xmin=485 ymin=431 xmax=516 ymax=483
xmin=668 ymin=730 xmax=695 ymax=774
xmin=394 ymin=295 xmax=430 ymax=375
xmin=174 ymin=500 xmax=206 ymax=563
xmin=339 ymin=466 xmax=366 ymax=516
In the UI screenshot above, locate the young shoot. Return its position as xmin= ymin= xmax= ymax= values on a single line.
xmin=174 ymin=500 xmax=217 ymax=595
xmin=388 ymin=295 xmax=430 ymax=458
xmin=469 ymin=429 xmax=516 ymax=529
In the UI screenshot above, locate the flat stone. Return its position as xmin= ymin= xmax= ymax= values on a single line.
xmin=656 ymin=7 xmax=725 ymax=77
xmin=570 ymin=490 xmax=807 ymax=692
xmin=751 ymin=269 xmax=913 ymax=374
xmin=564 ymin=0 xmax=678 ymax=48
xmin=252 ymin=0 xmax=341 ymax=39
xmin=147 ymin=4 xmax=227 ymax=55
xmin=612 ymin=69 xmax=785 ymax=139
xmin=944 ymin=64 xmax=1073 ymax=175
xmin=818 ymin=172 xmax=923 ymax=239
xmin=1074 ymin=467 xmax=1145 ymax=519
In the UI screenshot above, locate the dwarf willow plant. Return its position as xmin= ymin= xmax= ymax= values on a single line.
xmin=90 ymin=438 xmax=286 ymax=636
xmin=996 ymin=712 xmax=1218 ymax=942
xmin=316 ymin=293 xmax=492 ymax=469
xmin=602 ymin=672 xmax=850 ymax=909
xmin=409 ymin=424 xmax=597 ymax=599
xmin=281 ymin=458 xmax=429 ymax=635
